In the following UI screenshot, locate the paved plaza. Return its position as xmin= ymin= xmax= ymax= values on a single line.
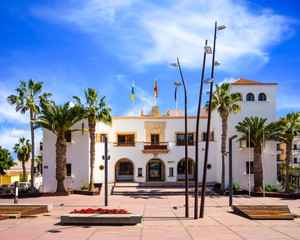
xmin=0 ymin=188 xmax=300 ymax=240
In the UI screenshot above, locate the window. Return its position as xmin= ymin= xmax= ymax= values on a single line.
xmin=169 ymin=167 xmax=174 ymax=177
xmin=151 ymin=134 xmax=159 ymax=144
xmin=40 ymin=142 xmax=43 ymax=151
xmin=294 ymin=144 xmax=297 ymax=150
xmin=96 ymin=133 xmax=107 ymax=143
xmin=66 ymin=163 xmax=72 ymax=177
xmin=246 ymin=93 xmax=255 ymax=101
xmin=246 ymin=161 xmax=253 ymax=174
xmin=240 ymin=140 xmax=254 ymax=148
xmin=138 ymin=168 xmax=143 ymax=177
xmin=294 ymin=158 xmax=298 ymax=164
xmin=119 ymin=162 xmax=133 ymax=175
xmin=178 ymin=160 xmax=193 ymax=174
xmin=66 ymin=131 xmax=72 ymax=142
xmin=201 ymin=132 xmax=214 ymax=141
xmin=176 ymin=133 xmax=194 ymax=145
xmin=276 ymin=143 xmax=281 ymax=151
xmin=117 ymin=134 xmax=135 ymax=146
xmin=258 ymin=93 xmax=266 ymax=101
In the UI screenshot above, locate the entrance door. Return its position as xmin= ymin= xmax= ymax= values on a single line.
xmin=151 ymin=134 xmax=159 ymax=145
xmin=148 ymin=162 xmax=161 ymax=181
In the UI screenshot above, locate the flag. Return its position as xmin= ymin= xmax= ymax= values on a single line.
xmin=131 ymin=81 xmax=135 ymax=100
xmin=175 ymin=86 xmax=177 ymax=102
xmin=154 ymin=79 xmax=158 ymax=98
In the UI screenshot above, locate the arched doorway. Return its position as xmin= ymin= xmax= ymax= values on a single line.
xmin=115 ymin=159 xmax=134 ymax=182
xmin=146 ymin=159 xmax=165 ymax=182
xmin=177 ymin=158 xmax=195 ymax=181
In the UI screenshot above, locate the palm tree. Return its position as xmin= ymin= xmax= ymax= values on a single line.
xmin=279 ymin=112 xmax=300 ymax=192
xmin=7 ymin=79 xmax=51 ymax=192
xmin=73 ymin=88 xmax=112 ymax=191
xmin=236 ymin=116 xmax=283 ymax=192
xmin=205 ymin=83 xmax=241 ymax=191
xmin=34 ymin=101 xmax=85 ymax=192
xmin=13 ymin=138 xmax=32 ymax=182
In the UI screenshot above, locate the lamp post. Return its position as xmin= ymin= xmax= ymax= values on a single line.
xmin=194 ymin=39 xmax=212 ymax=219
xmin=229 ymin=135 xmax=237 ymax=206
xmin=200 ymin=21 xmax=226 ymax=218
xmin=171 ymin=58 xmax=189 ymax=217
xmin=174 ymin=80 xmax=182 ymax=115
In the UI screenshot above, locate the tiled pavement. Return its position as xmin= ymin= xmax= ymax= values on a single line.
xmin=0 ymin=189 xmax=300 ymax=240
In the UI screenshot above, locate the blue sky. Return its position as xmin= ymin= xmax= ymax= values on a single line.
xmin=0 ymin=0 xmax=300 ymax=154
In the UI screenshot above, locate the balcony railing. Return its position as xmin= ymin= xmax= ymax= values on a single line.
xmin=143 ymin=142 xmax=168 ymax=150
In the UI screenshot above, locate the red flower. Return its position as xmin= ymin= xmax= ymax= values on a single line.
xmin=69 ymin=207 xmax=130 ymax=214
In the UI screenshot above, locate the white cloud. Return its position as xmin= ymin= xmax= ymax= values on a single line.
xmin=0 ymin=127 xmax=30 ymax=152
xmin=0 ymin=126 xmax=43 ymax=155
xmin=32 ymin=0 xmax=293 ymax=73
xmin=277 ymin=94 xmax=300 ymax=111
xmin=0 ymin=87 xmax=29 ymax=124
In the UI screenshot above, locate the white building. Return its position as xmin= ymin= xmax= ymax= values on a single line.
xmin=42 ymin=78 xmax=278 ymax=192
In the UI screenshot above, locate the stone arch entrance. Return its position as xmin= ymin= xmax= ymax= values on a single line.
xmin=177 ymin=158 xmax=195 ymax=181
xmin=115 ymin=159 xmax=134 ymax=182
xmin=146 ymin=159 xmax=165 ymax=182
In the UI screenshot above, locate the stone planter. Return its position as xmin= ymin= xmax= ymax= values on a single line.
xmin=61 ymin=213 xmax=142 ymax=225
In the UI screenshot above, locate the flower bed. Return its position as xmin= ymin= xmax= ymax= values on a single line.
xmin=62 ymin=208 xmax=141 ymax=225
xmin=70 ymin=208 xmax=129 ymax=214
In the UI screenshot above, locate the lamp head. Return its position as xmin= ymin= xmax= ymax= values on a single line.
xmin=217 ymin=25 xmax=226 ymax=31
xmin=214 ymin=61 xmax=221 ymax=66
xmin=69 ymin=102 xmax=75 ymax=108
xmin=204 ymin=78 xmax=214 ymax=84
xmin=174 ymin=80 xmax=182 ymax=86
xmin=170 ymin=63 xmax=179 ymax=67
xmin=204 ymin=46 xmax=212 ymax=54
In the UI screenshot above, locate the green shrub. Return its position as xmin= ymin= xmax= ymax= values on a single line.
xmin=232 ymin=183 xmax=242 ymax=191
xmin=80 ymin=174 xmax=89 ymax=190
xmin=81 ymin=183 xmax=89 ymax=190
xmin=265 ymin=184 xmax=280 ymax=192
xmin=226 ymin=183 xmax=242 ymax=191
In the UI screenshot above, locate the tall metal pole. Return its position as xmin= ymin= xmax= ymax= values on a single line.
xmin=229 ymin=135 xmax=237 ymax=206
xmin=194 ymin=40 xmax=208 ymax=219
xmin=200 ymin=21 xmax=218 ymax=218
xmin=177 ymin=57 xmax=189 ymax=218
xmin=248 ymin=125 xmax=251 ymax=197
xmin=104 ymin=136 xmax=108 ymax=206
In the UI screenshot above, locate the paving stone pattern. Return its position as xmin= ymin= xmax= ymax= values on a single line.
xmin=0 ymin=186 xmax=300 ymax=239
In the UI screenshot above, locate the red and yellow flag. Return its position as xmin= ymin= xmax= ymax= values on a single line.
xmin=154 ymin=79 xmax=158 ymax=98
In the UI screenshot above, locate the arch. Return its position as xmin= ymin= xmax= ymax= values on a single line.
xmin=114 ymin=158 xmax=134 ymax=182
xmin=177 ymin=158 xmax=195 ymax=181
xmin=146 ymin=158 xmax=165 ymax=182
xmin=246 ymin=93 xmax=255 ymax=101
xmin=258 ymin=93 xmax=266 ymax=101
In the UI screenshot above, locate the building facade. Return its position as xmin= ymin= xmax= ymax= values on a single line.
xmin=42 ymin=78 xmax=278 ymax=192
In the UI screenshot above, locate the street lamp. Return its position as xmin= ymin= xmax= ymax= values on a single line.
xmin=171 ymin=58 xmax=189 ymax=218
xmin=200 ymin=21 xmax=226 ymax=218
xmin=174 ymin=80 xmax=182 ymax=114
xmin=229 ymin=135 xmax=238 ymax=206
xmin=194 ymin=39 xmax=212 ymax=219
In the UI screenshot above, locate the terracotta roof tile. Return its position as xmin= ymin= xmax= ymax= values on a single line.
xmin=231 ymin=78 xmax=278 ymax=85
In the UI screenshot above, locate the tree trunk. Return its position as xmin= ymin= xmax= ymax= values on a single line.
xmin=285 ymin=138 xmax=293 ymax=192
xmin=220 ymin=108 xmax=229 ymax=191
xmin=22 ymin=160 xmax=26 ymax=182
xmin=89 ymin=121 xmax=96 ymax=191
xmin=253 ymin=143 xmax=263 ymax=192
xmin=30 ymin=109 xmax=35 ymax=192
xmin=56 ymin=136 xmax=67 ymax=192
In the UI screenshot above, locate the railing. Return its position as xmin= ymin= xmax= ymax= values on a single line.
xmin=143 ymin=142 xmax=168 ymax=150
